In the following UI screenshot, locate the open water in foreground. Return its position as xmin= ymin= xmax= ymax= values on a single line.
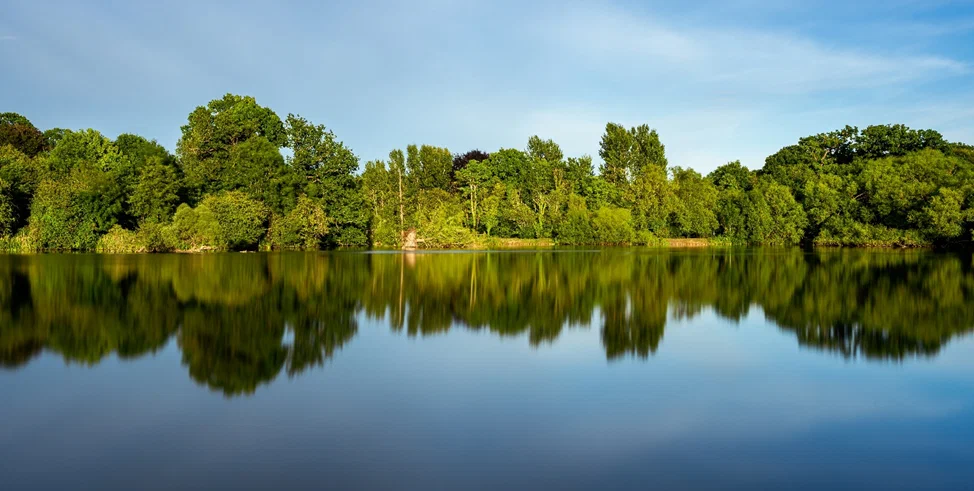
xmin=2 ymin=249 xmax=974 ymax=490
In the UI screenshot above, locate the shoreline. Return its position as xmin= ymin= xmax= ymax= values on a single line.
xmin=4 ymin=236 xmax=971 ymax=254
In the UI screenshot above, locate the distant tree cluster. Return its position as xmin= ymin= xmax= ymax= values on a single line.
xmin=1 ymin=97 xmax=972 ymax=251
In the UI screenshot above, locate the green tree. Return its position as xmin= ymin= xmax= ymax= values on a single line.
xmin=628 ymin=165 xmax=673 ymax=234
xmin=201 ymin=191 xmax=269 ymax=250
xmin=413 ymin=189 xmax=473 ymax=247
xmin=455 ymin=158 xmax=495 ymax=230
xmin=862 ymin=148 xmax=958 ymax=230
xmin=406 ymin=144 xmax=452 ymax=193
xmin=221 ymin=135 xmax=294 ymax=213
xmin=286 ymin=114 xmax=367 ymax=246
xmin=501 ymin=185 xmax=536 ymax=238
xmin=130 ymin=162 xmax=181 ymax=223
xmin=0 ymin=145 xmax=40 ymax=231
xmin=591 ymin=206 xmax=634 ymax=244
xmin=556 ymin=194 xmax=594 ymax=245
xmin=46 ymin=129 xmax=125 ymax=176
xmin=177 ymin=94 xmax=286 ymax=199
xmin=28 ymin=167 xmax=124 ymax=250
xmin=485 ymin=148 xmax=532 ymax=189
xmin=709 ymin=161 xmax=753 ymax=191
xmin=451 ymin=150 xmax=490 ymax=189
xmin=389 ymin=149 xmax=408 ymax=239
xmin=599 ymin=123 xmax=633 ymax=188
xmin=760 ymin=180 xmax=807 ymax=244
xmin=527 ymin=136 xmax=564 ymax=164
xmin=114 ymin=134 xmax=179 ymax=225
xmin=670 ymin=167 xmax=718 ymax=237
xmin=913 ymin=188 xmax=967 ymax=241
xmin=0 ymin=179 xmax=17 ymax=237
xmin=599 ymin=123 xmax=667 ymax=189
xmin=856 ymin=124 xmax=947 ymax=160
xmin=270 ymin=196 xmax=330 ymax=249
xmin=167 ymin=203 xmax=221 ymax=250
xmin=115 ymin=134 xmax=175 ymax=167
xmin=360 ymin=159 xmax=399 ymax=246
xmin=481 ymin=183 xmax=504 ymax=237
xmin=565 ymin=155 xmax=594 ymax=195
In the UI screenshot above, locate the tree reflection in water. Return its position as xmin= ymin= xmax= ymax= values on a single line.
xmin=1 ymin=249 xmax=972 ymax=396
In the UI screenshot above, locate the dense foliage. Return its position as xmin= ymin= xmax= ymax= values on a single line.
xmin=1 ymin=97 xmax=971 ymax=250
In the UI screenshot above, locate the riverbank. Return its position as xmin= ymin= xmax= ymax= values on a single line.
xmin=1 ymin=232 xmax=961 ymax=254
xmin=453 ymin=236 xmax=732 ymax=250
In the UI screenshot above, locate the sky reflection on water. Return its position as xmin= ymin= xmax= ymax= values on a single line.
xmin=2 ymin=250 xmax=974 ymax=490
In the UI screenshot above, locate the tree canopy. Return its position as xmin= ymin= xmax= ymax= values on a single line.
xmin=0 ymin=97 xmax=970 ymax=251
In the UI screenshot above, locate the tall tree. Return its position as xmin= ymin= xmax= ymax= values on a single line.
xmin=389 ymin=149 xmax=407 ymax=236
xmin=360 ymin=159 xmax=399 ymax=246
xmin=670 ymin=167 xmax=718 ymax=237
xmin=455 ymin=159 xmax=494 ymax=230
xmin=599 ymin=123 xmax=632 ymax=188
xmin=599 ymin=123 xmax=667 ymax=189
xmin=406 ymin=144 xmax=452 ymax=193
xmin=286 ymin=114 xmax=367 ymax=246
xmin=177 ymin=94 xmax=286 ymax=200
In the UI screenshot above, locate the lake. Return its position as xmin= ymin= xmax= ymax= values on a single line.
xmin=2 ymin=249 xmax=974 ymax=490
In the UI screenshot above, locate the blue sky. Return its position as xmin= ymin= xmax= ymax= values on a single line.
xmin=2 ymin=0 xmax=973 ymax=173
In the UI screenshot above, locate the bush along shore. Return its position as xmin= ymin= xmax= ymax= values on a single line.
xmin=0 ymin=96 xmax=972 ymax=252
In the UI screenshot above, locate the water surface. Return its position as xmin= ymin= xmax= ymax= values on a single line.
xmin=2 ymin=249 xmax=974 ymax=490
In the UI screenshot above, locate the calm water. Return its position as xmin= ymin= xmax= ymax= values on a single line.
xmin=2 ymin=249 xmax=974 ymax=490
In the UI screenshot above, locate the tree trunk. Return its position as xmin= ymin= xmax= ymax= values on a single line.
xmin=398 ymin=168 xmax=405 ymax=237
xmin=402 ymin=228 xmax=418 ymax=250
xmin=470 ymin=185 xmax=478 ymax=229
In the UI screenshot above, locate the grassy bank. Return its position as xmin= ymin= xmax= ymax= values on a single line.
xmin=414 ymin=236 xmax=735 ymax=250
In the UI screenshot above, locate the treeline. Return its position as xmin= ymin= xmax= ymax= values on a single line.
xmin=1 ymin=94 xmax=973 ymax=251
xmin=3 ymin=250 xmax=973 ymax=396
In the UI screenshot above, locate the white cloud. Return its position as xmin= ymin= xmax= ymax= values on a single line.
xmin=548 ymin=5 xmax=967 ymax=94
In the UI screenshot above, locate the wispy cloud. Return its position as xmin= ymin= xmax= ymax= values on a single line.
xmin=548 ymin=6 xmax=967 ymax=94
xmin=2 ymin=0 xmax=971 ymax=175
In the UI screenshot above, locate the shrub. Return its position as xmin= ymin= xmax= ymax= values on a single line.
xmin=0 ymin=229 xmax=38 ymax=252
xmin=556 ymin=195 xmax=594 ymax=245
xmin=414 ymin=189 xmax=475 ymax=247
xmin=137 ymin=221 xmax=174 ymax=252
xmin=269 ymin=196 xmax=330 ymax=249
xmin=166 ymin=203 xmax=221 ymax=250
xmin=202 ymin=191 xmax=268 ymax=250
xmin=633 ymin=230 xmax=664 ymax=246
xmin=95 ymin=222 xmax=177 ymax=253
xmin=814 ymin=223 xmax=930 ymax=248
xmin=96 ymin=225 xmax=145 ymax=253
xmin=591 ymin=206 xmax=634 ymax=245
xmin=164 ymin=192 xmax=268 ymax=251
xmin=28 ymin=168 xmax=123 ymax=250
